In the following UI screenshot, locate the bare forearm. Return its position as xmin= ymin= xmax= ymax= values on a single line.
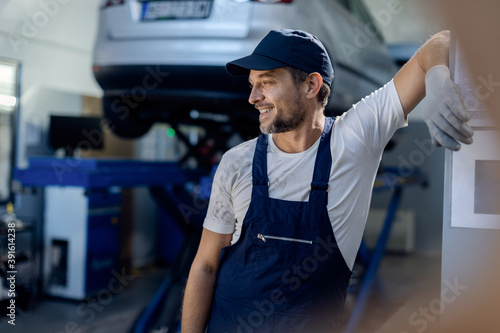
xmin=394 ymin=30 xmax=451 ymax=115
xmin=182 ymin=229 xmax=232 ymax=332
xmin=181 ymin=267 xmax=217 ymax=333
xmin=417 ymin=30 xmax=450 ymax=72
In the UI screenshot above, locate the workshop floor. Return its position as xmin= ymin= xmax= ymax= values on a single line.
xmin=0 ymin=253 xmax=441 ymax=333
xmin=343 ymin=252 xmax=442 ymax=333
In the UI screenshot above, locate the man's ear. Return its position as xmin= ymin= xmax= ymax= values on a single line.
xmin=303 ymin=72 xmax=323 ymax=100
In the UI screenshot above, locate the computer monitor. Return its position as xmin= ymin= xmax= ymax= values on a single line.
xmin=49 ymin=115 xmax=104 ymax=157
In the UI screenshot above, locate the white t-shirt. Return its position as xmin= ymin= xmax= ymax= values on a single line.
xmin=203 ymin=80 xmax=406 ymax=270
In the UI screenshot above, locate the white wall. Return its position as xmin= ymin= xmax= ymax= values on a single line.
xmin=0 ymin=0 xmax=102 ymax=167
xmin=0 ymin=0 xmax=101 ymax=95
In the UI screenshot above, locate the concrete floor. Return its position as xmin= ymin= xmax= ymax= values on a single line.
xmin=0 ymin=266 xmax=168 ymax=333
xmin=0 ymin=253 xmax=441 ymax=333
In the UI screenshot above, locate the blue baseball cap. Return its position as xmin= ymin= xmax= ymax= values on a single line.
xmin=226 ymin=29 xmax=334 ymax=86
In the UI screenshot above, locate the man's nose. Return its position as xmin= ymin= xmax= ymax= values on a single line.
xmin=248 ymin=86 xmax=264 ymax=105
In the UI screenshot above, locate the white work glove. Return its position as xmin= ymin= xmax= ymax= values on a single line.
xmin=422 ymin=65 xmax=473 ymax=151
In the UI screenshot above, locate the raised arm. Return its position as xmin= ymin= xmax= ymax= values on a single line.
xmin=394 ymin=30 xmax=473 ymax=150
xmin=394 ymin=30 xmax=450 ymax=116
xmin=181 ymin=229 xmax=232 ymax=333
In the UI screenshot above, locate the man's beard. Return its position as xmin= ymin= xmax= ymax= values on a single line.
xmin=260 ymin=96 xmax=306 ymax=134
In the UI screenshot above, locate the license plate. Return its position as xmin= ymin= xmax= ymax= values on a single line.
xmin=141 ymin=1 xmax=213 ymax=20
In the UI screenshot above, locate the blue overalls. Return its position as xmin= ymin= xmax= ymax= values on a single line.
xmin=207 ymin=117 xmax=351 ymax=333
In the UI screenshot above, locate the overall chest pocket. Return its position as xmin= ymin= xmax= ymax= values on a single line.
xmin=250 ymin=224 xmax=318 ymax=304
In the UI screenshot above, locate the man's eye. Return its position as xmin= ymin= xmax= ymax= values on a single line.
xmin=263 ymin=81 xmax=272 ymax=86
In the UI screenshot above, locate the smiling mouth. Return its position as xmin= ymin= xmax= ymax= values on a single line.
xmin=259 ymin=107 xmax=274 ymax=115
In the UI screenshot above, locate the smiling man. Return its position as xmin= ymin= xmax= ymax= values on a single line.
xmin=181 ymin=29 xmax=473 ymax=333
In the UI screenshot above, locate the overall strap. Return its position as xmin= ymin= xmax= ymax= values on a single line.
xmin=310 ymin=117 xmax=335 ymax=203
xmin=252 ymin=134 xmax=269 ymax=197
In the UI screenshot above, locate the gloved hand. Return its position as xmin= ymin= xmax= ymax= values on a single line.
xmin=422 ymin=65 xmax=473 ymax=151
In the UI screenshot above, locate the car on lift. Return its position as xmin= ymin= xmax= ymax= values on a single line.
xmin=93 ymin=0 xmax=397 ymax=144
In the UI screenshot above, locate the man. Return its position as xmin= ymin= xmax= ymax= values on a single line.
xmin=181 ymin=29 xmax=473 ymax=333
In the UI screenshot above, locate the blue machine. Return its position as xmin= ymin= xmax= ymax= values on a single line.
xmin=14 ymin=157 xmax=204 ymax=300
xmin=15 ymin=157 xmax=201 ymax=188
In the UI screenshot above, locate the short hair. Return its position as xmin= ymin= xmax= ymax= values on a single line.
xmin=286 ymin=66 xmax=331 ymax=108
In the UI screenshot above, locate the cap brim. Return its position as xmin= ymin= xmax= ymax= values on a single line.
xmin=226 ymin=54 xmax=288 ymax=76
